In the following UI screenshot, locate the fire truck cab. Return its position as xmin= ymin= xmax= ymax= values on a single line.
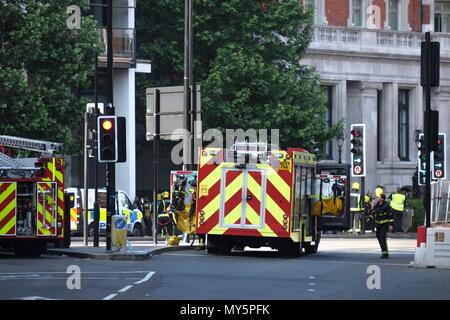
xmin=0 ymin=135 xmax=68 ymax=256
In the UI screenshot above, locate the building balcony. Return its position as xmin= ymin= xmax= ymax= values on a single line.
xmin=309 ymin=26 xmax=450 ymax=59
xmin=98 ymin=28 xmax=136 ymax=68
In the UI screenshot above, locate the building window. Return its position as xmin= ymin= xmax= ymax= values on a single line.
xmin=398 ymin=89 xmax=409 ymax=161
xmin=435 ymin=1 xmax=450 ymax=33
xmin=377 ymin=90 xmax=382 ymax=161
xmin=352 ymin=0 xmax=363 ymax=27
xmin=323 ymin=86 xmax=333 ymax=159
xmin=389 ymin=0 xmax=399 ymax=30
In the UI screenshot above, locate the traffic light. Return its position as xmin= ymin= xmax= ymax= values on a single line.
xmin=417 ymin=133 xmax=426 ymax=185
xmin=98 ymin=116 xmax=117 ymax=162
xmin=432 ymin=133 xmax=446 ymax=180
xmin=350 ymin=124 xmax=366 ymax=177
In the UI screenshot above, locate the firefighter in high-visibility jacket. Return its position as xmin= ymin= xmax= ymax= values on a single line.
xmin=157 ymin=191 xmax=174 ymax=236
xmin=367 ymin=193 xmax=393 ymax=258
xmin=350 ymin=182 xmax=364 ymax=233
xmin=389 ymin=188 xmax=406 ymax=233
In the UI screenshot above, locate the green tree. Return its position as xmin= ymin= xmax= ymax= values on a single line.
xmin=0 ymin=0 xmax=100 ymax=153
xmin=137 ymin=0 xmax=341 ymax=157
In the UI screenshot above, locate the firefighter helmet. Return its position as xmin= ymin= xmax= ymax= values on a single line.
xmin=162 ymin=191 xmax=169 ymax=199
xmin=375 ymin=187 xmax=384 ymax=197
xmin=352 ymin=182 xmax=360 ymax=190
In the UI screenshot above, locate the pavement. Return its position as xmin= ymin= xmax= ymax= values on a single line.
xmin=46 ymin=237 xmax=203 ymax=260
xmin=44 ymin=232 xmax=417 ymax=260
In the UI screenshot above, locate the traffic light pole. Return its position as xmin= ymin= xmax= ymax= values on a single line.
xmin=424 ymin=32 xmax=432 ymax=228
xmin=94 ymin=53 xmax=100 ymax=248
xmin=106 ymin=0 xmax=115 ymax=251
xmin=153 ymin=89 xmax=160 ymax=246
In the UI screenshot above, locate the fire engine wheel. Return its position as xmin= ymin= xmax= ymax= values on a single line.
xmin=14 ymin=241 xmax=45 ymax=257
xmin=304 ymin=243 xmax=319 ymax=254
xmin=207 ymin=246 xmax=219 ymax=254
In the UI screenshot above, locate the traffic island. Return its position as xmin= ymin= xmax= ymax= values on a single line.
xmin=46 ymin=243 xmax=204 ymax=260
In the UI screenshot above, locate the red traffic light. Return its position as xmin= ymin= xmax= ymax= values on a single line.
xmin=102 ymin=120 xmax=113 ymax=131
xmin=351 ymin=130 xmax=361 ymax=138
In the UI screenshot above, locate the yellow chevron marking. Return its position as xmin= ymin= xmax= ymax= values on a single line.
xmin=0 ymin=200 xmax=16 ymax=220
xmin=0 ymin=183 xmax=15 ymax=204
xmin=245 ymin=204 xmax=261 ymax=227
xmin=0 ymin=217 xmax=15 ymax=235
xmin=267 ymin=167 xmax=290 ymax=201
xmin=265 ymin=195 xmax=286 ymax=226
xmin=247 ymin=173 xmax=262 ymax=202
xmin=47 ymin=161 xmax=63 ymax=184
xmin=224 ymin=203 xmax=242 ymax=225
xmin=224 ymin=171 xmax=243 ymax=202
xmin=203 ymin=195 xmax=220 ymax=221
xmin=199 ymin=164 xmax=222 ymax=195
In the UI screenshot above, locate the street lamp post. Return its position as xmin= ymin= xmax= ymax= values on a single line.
xmin=337 ymin=135 xmax=345 ymax=164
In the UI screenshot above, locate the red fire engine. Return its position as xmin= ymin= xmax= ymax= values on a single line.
xmin=0 ymin=135 xmax=68 ymax=256
xmin=195 ymin=142 xmax=350 ymax=256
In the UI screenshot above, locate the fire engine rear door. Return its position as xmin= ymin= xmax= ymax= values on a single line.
xmin=219 ymin=168 xmax=266 ymax=229
xmin=244 ymin=170 xmax=266 ymax=228
xmin=37 ymin=182 xmax=58 ymax=236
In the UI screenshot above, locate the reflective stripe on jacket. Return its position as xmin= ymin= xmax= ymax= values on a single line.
xmin=350 ymin=192 xmax=363 ymax=212
xmin=390 ymin=193 xmax=406 ymax=212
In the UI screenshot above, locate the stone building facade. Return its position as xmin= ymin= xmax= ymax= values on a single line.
xmin=302 ymin=0 xmax=450 ymax=194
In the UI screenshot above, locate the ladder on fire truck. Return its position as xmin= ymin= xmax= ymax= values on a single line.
xmin=0 ymin=135 xmax=62 ymax=170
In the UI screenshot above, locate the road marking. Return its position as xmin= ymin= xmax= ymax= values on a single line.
xmin=308 ymin=289 xmax=315 ymax=292
xmin=17 ymin=296 xmax=59 ymax=300
xmin=102 ymin=271 xmax=156 ymax=301
xmin=309 ymin=276 xmax=315 ymax=279
xmin=135 ymin=271 xmax=155 ymax=284
xmin=302 ymin=259 xmax=406 ymax=267
xmin=118 ymin=285 xmax=133 ymax=293
xmin=309 ymin=283 xmax=315 ymax=286
xmin=0 ymin=271 xmax=152 ymax=275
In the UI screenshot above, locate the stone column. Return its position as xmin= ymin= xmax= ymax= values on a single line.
xmin=334 ymin=80 xmax=348 ymax=163
xmin=347 ymin=82 xmax=379 ymax=195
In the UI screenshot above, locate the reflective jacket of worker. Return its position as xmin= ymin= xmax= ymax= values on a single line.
xmin=367 ymin=194 xmax=393 ymax=258
xmin=350 ymin=182 xmax=364 ymax=212
xmin=389 ymin=189 xmax=406 ymax=233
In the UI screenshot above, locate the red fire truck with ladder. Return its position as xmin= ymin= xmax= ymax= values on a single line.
xmin=195 ymin=142 xmax=351 ymax=256
xmin=0 ymin=135 xmax=69 ymax=256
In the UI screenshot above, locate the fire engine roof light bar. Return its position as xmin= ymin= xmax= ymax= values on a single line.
xmin=233 ymin=141 xmax=268 ymax=156
xmin=0 ymin=135 xmax=62 ymax=155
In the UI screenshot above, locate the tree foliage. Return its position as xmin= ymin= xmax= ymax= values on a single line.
xmin=137 ymin=0 xmax=342 ymax=157
xmin=0 ymin=0 xmax=100 ymax=153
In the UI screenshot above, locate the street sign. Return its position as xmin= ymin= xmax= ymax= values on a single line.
xmin=146 ymin=85 xmax=201 ymax=140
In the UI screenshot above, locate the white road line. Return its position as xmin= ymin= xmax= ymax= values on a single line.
xmin=118 ymin=285 xmax=133 ymax=293
xmin=309 ymin=283 xmax=316 ymax=286
xmin=302 ymin=259 xmax=406 ymax=266
xmin=309 ymin=276 xmax=315 ymax=279
xmin=308 ymin=289 xmax=316 ymax=292
xmin=134 ymin=271 xmax=155 ymax=284
xmin=0 ymin=271 xmax=151 ymax=275
xmin=103 ymin=294 xmax=117 ymax=300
